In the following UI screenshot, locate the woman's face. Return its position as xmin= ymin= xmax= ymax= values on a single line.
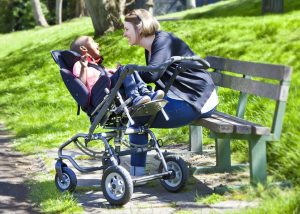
xmin=123 ymin=22 xmax=139 ymax=46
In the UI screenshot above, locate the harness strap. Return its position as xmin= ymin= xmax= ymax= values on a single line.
xmin=77 ymin=104 xmax=80 ymax=115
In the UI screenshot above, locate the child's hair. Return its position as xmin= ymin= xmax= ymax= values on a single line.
xmin=70 ymin=36 xmax=90 ymax=54
xmin=124 ymin=9 xmax=160 ymax=37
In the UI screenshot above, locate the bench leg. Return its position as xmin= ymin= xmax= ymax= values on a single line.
xmin=248 ymin=139 xmax=267 ymax=185
xmin=189 ymin=125 xmax=203 ymax=154
xmin=215 ymin=138 xmax=231 ymax=171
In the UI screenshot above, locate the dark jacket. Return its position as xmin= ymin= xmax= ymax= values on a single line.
xmin=139 ymin=31 xmax=215 ymax=113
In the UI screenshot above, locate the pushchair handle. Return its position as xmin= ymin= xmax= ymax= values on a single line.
xmin=123 ymin=55 xmax=210 ymax=73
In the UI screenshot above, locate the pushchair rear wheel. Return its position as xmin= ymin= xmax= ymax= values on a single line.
xmin=101 ymin=165 xmax=133 ymax=205
xmin=55 ymin=167 xmax=77 ymax=192
xmin=158 ymin=155 xmax=188 ymax=192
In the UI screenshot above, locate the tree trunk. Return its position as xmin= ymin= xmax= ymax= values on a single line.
xmin=56 ymin=0 xmax=63 ymax=24
xmin=76 ymin=0 xmax=88 ymax=17
xmin=30 ymin=0 xmax=49 ymax=27
xmin=123 ymin=0 xmax=135 ymax=15
xmin=84 ymin=0 xmax=123 ymax=37
xmin=146 ymin=0 xmax=154 ymax=15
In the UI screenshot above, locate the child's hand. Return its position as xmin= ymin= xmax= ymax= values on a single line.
xmin=80 ymin=55 xmax=88 ymax=68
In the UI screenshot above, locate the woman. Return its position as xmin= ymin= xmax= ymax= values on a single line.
xmin=123 ymin=9 xmax=218 ymax=176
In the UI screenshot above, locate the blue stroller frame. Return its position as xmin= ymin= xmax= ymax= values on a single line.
xmin=51 ymin=50 xmax=210 ymax=205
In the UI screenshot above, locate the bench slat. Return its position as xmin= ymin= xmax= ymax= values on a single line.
xmin=191 ymin=117 xmax=234 ymax=133
xmin=210 ymin=72 xmax=289 ymax=101
xmin=206 ymin=56 xmax=292 ymax=81
xmin=211 ymin=114 xmax=252 ymax=134
xmin=192 ymin=112 xmax=270 ymax=136
xmin=215 ymin=112 xmax=271 ymax=135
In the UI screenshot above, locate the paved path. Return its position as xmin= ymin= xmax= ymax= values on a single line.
xmin=44 ymin=144 xmax=256 ymax=213
xmin=0 ymin=124 xmax=39 ymax=214
xmin=0 ymin=123 xmax=257 ymax=213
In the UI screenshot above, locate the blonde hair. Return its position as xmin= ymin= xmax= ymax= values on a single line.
xmin=70 ymin=36 xmax=91 ymax=54
xmin=124 ymin=9 xmax=160 ymax=37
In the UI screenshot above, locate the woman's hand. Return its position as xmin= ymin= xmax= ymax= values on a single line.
xmin=116 ymin=62 xmax=122 ymax=69
xmin=106 ymin=62 xmax=122 ymax=76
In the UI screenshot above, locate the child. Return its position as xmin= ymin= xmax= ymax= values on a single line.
xmin=70 ymin=36 xmax=164 ymax=106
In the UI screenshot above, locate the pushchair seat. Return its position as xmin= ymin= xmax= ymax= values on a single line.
xmin=51 ymin=50 xmax=110 ymax=116
xmin=51 ymin=50 xmax=167 ymax=128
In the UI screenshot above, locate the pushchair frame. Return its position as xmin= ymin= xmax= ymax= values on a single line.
xmin=51 ymin=50 xmax=210 ymax=205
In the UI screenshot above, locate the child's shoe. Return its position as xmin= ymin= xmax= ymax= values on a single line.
xmin=148 ymin=90 xmax=165 ymax=100
xmin=132 ymin=95 xmax=151 ymax=106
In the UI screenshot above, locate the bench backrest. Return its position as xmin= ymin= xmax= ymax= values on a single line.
xmin=205 ymin=56 xmax=292 ymax=140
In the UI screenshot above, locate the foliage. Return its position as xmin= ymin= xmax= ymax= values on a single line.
xmin=0 ymin=0 xmax=53 ymax=33
xmin=0 ymin=0 xmax=37 ymax=33
xmin=45 ymin=0 xmax=83 ymax=25
xmin=238 ymin=186 xmax=300 ymax=213
xmin=0 ymin=0 xmax=84 ymax=33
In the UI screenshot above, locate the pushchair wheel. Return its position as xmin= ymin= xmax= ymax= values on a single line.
xmin=158 ymin=155 xmax=189 ymax=192
xmin=101 ymin=165 xmax=133 ymax=205
xmin=55 ymin=167 xmax=77 ymax=192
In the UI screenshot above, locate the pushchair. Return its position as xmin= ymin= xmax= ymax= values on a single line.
xmin=51 ymin=50 xmax=210 ymax=205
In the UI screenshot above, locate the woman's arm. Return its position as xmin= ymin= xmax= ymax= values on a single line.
xmin=139 ymin=35 xmax=173 ymax=83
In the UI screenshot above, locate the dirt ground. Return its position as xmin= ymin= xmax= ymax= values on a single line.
xmin=0 ymin=124 xmax=39 ymax=214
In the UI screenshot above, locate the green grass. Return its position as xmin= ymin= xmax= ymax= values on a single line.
xmin=1 ymin=0 xmax=300 ymax=212
xmin=159 ymin=0 xmax=300 ymax=19
xmin=196 ymin=193 xmax=226 ymax=205
xmin=237 ymin=186 xmax=300 ymax=213
xmin=196 ymin=184 xmax=300 ymax=213
xmin=28 ymin=174 xmax=83 ymax=213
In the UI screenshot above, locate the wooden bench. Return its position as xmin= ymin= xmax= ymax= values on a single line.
xmin=189 ymin=56 xmax=292 ymax=185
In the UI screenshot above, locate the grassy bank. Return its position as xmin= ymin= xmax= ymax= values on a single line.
xmin=0 ymin=0 xmax=300 ymax=212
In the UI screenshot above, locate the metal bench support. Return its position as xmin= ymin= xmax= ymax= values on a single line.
xmin=249 ymin=138 xmax=267 ymax=185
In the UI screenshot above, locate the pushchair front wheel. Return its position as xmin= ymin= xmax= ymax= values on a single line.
xmin=159 ymin=155 xmax=188 ymax=192
xmin=102 ymin=165 xmax=133 ymax=205
xmin=55 ymin=167 xmax=77 ymax=192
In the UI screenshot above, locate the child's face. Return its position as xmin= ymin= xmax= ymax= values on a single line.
xmin=86 ymin=38 xmax=101 ymax=60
